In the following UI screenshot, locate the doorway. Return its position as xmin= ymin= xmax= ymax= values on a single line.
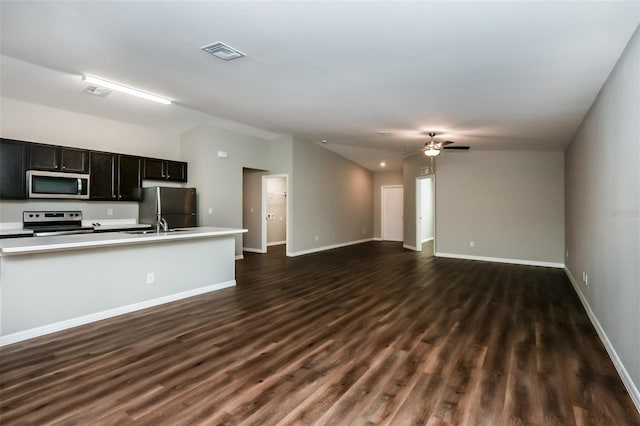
xmin=262 ymin=175 xmax=289 ymax=253
xmin=381 ymin=185 xmax=403 ymax=241
xmin=416 ymin=176 xmax=435 ymax=254
xmin=242 ymin=168 xmax=267 ymax=254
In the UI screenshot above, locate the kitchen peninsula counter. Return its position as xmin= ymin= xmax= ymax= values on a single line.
xmin=0 ymin=227 xmax=246 ymax=255
xmin=1 ymin=227 xmax=247 ymax=346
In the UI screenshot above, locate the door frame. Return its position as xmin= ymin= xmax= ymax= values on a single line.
xmin=415 ymin=175 xmax=436 ymax=253
xmin=381 ymin=184 xmax=404 ymax=241
xmin=261 ymin=174 xmax=290 ymax=255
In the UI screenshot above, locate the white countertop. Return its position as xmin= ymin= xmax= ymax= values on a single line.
xmin=0 ymin=227 xmax=247 ymax=256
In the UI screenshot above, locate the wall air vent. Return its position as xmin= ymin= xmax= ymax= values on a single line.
xmin=201 ymin=42 xmax=245 ymax=61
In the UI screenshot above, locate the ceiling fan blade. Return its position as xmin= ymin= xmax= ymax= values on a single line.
xmin=440 ymin=140 xmax=455 ymax=146
xmin=443 ymin=146 xmax=470 ymax=150
xmin=402 ymin=150 xmax=424 ymax=157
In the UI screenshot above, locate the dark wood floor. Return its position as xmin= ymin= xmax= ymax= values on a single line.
xmin=1 ymin=242 xmax=638 ymax=425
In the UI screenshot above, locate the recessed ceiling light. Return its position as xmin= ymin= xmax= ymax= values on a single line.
xmin=82 ymin=75 xmax=171 ymax=105
xmin=201 ymin=42 xmax=246 ymax=61
xmin=321 ymin=140 xmax=328 ymax=144
xmin=380 ymin=162 xmax=386 ymax=167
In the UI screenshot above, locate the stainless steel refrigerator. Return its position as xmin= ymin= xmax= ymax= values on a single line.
xmin=139 ymin=187 xmax=197 ymax=229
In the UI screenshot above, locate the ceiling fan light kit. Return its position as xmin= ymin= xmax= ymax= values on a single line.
xmin=424 ymin=146 xmax=440 ymax=156
xmin=403 ymin=131 xmax=470 ymax=158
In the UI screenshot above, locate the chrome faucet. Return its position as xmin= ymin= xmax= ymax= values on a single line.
xmin=155 ymin=187 xmax=168 ymax=232
xmin=156 ymin=217 xmax=168 ymax=232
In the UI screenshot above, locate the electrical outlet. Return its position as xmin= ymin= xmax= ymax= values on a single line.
xmin=566 ymin=251 xmax=569 ymax=259
xmin=146 ymin=272 xmax=155 ymax=284
xmin=250 ymin=207 xmax=254 ymax=213
xmin=208 ymin=208 xmax=213 ymax=215
xmin=315 ymin=235 xmax=319 ymax=241
xmin=469 ymin=241 xmax=475 ymax=248
xmin=362 ymin=229 xmax=366 ymax=234
xmin=107 ymin=208 xmax=113 ymax=216
xmin=584 ymin=273 xmax=589 ymax=286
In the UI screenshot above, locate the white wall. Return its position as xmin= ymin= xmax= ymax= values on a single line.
xmin=290 ymin=140 xmax=373 ymax=254
xmin=0 ymin=97 xmax=182 ymax=224
xmin=181 ymin=124 xmax=291 ymax=256
xmin=433 ymin=151 xmax=565 ymax=265
xmin=0 ymin=200 xmax=138 ymax=227
xmin=0 ymin=97 xmax=181 ymax=158
xmin=373 ymin=170 xmax=403 ymax=240
xmin=565 ymin=27 xmax=639 ymax=405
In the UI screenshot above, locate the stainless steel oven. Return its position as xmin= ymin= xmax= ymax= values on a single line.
xmin=27 ymin=170 xmax=90 ymax=199
xmin=23 ymin=211 xmax=94 ymax=236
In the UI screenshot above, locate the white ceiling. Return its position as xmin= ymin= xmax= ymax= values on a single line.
xmin=1 ymin=1 xmax=638 ymax=171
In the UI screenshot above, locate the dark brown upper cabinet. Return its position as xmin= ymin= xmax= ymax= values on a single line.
xmin=61 ymin=147 xmax=89 ymax=173
xmin=0 ymin=138 xmax=28 ymax=199
xmin=0 ymin=138 xmax=187 ymax=201
xmin=90 ymin=152 xmax=142 ymax=201
xmin=143 ymin=158 xmax=187 ymax=182
xmin=29 ymin=143 xmax=89 ymax=173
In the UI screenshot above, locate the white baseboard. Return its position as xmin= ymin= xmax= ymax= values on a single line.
xmin=243 ymin=247 xmax=266 ymax=253
xmin=434 ymin=252 xmax=564 ymax=268
xmin=373 ymin=237 xmax=383 ymax=241
xmin=421 ymin=237 xmax=434 ymax=243
xmin=565 ymin=268 xmax=640 ymax=412
xmin=403 ymin=244 xmax=419 ymax=251
xmin=288 ymin=238 xmax=373 ymax=257
xmin=235 ymin=254 xmax=244 ymax=260
xmin=0 ymin=280 xmax=236 ymax=347
xmin=267 ymin=241 xmax=286 ymax=247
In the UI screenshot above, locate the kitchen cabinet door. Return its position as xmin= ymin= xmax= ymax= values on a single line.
xmin=143 ymin=158 xmax=187 ymax=182
xmin=29 ymin=143 xmax=60 ymax=171
xmin=61 ymin=147 xmax=89 ymax=173
xmin=89 ymin=152 xmax=117 ymax=200
xmin=28 ymin=143 xmax=89 ymax=173
xmin=165 ymin=161 xmax=187 ymax=182
xmin=0 ymin=139 xmax=28 ymax=199
xmin=143 ymin=158 xmax=165 ymax=180
xmin=118 ymin=155 xmax=142 ymax=201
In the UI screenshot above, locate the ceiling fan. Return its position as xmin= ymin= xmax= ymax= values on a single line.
xmin=409 ymin=132 xmax=470 ymax=157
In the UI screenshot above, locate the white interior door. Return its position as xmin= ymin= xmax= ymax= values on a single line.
xmin=382 ymin=186 xmax=403 ymax=241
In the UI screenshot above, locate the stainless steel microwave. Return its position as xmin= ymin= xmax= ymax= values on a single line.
xmin=27 ymin=170 xmax=90 ymax=199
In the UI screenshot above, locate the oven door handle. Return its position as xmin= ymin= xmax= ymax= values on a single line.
xmin=77 ymin=178 xmax=82 ymax=195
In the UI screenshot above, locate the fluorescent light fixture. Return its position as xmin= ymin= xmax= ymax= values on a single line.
xmin=82 ymin=75 xmax=171 ymax=105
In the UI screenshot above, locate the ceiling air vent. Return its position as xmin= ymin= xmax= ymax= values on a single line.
xmin=201 ymin=42 xmax=245 ymax=61
xmin=84 ymin=86 xmax=111 ymax=97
